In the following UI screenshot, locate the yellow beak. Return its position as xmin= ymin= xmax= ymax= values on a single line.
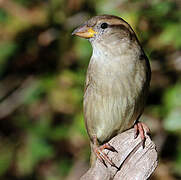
xmin=72 ymin=25 xmax=97 ymax=39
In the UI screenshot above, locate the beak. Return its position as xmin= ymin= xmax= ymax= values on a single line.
xmin=72 ymin=24 xmax=97 ymax=39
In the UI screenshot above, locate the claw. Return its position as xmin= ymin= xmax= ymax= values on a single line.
xmin=93 ymin=136 xmax=118 ymax=168
xmin=100 ymin=143 xmax=118 ymax=153
xmin=98 ymin=154 xmax=107 ymax=168
xmin=134 ymin=124 xmax=139 ymax=139
xmin=134 ymin=122 xmax=150 ymax=148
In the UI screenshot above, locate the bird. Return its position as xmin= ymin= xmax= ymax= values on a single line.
xmin=72 ymin=15 xmax=151 ymax=168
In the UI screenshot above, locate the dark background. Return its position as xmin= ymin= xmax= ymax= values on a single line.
xmin=0 ymin=0 xmax=181 ymax=179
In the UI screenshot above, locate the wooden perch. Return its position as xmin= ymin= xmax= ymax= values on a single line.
xmin=81 ymin=128 xmax=158 ymax=180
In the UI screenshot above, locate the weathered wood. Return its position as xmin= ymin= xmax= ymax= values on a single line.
xmin=81 ymin=128 xmax=158 ymax=180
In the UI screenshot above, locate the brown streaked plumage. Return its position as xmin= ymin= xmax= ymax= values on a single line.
xmin=72 ymin=15 xmax=151 ymax=168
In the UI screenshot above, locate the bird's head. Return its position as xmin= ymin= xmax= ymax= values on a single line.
xmin=72 ymin=15 xmax=136 ymax=43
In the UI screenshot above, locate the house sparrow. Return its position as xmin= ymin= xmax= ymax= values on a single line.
xmin=72 ymin=15 xmax=151 ymax=168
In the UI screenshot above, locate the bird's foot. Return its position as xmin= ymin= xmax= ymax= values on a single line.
xmin=134 ymin=122 xmax=150 ymax=148
xmin=93 ymin=137 xmax=118 ymax=168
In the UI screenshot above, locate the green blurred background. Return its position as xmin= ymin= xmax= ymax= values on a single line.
xmin=0 ymin=0 xmax=181 ymax=179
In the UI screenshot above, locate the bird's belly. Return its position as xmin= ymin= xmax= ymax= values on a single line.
xmin=83 ymin=84 xmax=137 ymax=143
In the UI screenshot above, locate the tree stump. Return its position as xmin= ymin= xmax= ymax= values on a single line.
xmin=81 ymin=128 xmax=158 ymax=180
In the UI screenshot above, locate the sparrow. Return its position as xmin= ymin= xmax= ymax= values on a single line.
xmin=72 ymin=15 xmax=151 ymax=168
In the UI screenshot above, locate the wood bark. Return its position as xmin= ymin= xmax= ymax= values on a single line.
xmin=81 ymin=128 xmax=158 ymax=180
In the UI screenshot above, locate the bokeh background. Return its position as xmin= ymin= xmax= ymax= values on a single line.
xmin=0 ymin=0 xmax=181 ymax=179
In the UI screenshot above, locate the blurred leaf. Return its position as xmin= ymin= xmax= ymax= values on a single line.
xmin=163 ymin=83 xmax=181 ymax=113
xmin=24 ymin=76 xmax=55 ymax=104
xmin=0 ymin=41 xmax=17 ymax=75
xmin=48 ymin=70 xmax=83 ymax=114
xmin=13 ymin=0 xmax=45 ymax=7
xmin=30 ymin=116 xmax=52 ymax=137
xmin=164 ymin=108 xmax=181 ymax=132
xmin=75 ymin=38 xmax=91 ymax=64
xmin=0 ymin=9 xmax=9 ymax=23
xmin=59 ymin=158 xmax=72 ymax=177
xmin=17 ymin=134 xmax=54 ymax=176
xmin=49 ymin=125 xmax=70 ymax=140
xmin=0 ymin=141 xmax=14 ymax=176
xmin=159 ymin=23 xmax=181 ymax=48
xmin=95 ymin=0 xmax=121 ymax=15
xmin=174 ymin=141 xmax=181 ymax=176
xmin=72 ymin=113 xmax=87 ymax=137
xmin=151 ymin=1 xmax=174 ymax=17
xmin=163 ymin=84 xmax=181 ymax=132
xmin=23 ymin=80 xmax=43 ymax=104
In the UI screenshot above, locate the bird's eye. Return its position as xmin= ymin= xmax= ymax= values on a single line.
xmin=101 ymin=23 xmax=108 ymax=29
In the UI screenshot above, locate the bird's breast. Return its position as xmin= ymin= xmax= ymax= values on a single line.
xmin=87 ymin=56 xmax=141 ymax=96
xmin=83 ymin=54 xmax=147 ymax=143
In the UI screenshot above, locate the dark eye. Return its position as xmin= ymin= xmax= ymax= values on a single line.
xmin=101 ymin=23 xmax=108 ymax=29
